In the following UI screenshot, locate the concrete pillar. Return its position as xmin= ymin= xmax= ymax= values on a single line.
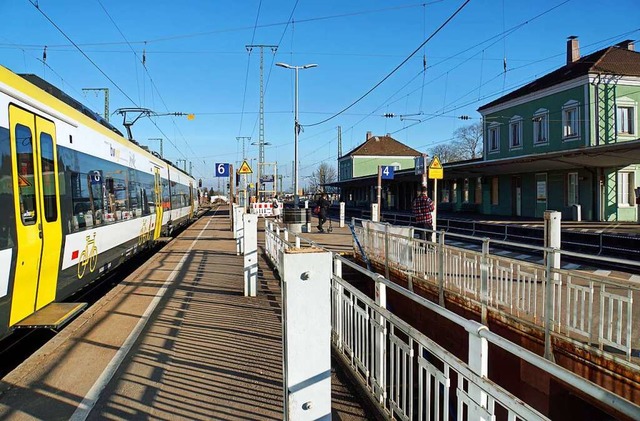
xmin=243 ymin=213 xmax=258 ymax=297
xmin=282 ymin=249 xmax=332 ymax=420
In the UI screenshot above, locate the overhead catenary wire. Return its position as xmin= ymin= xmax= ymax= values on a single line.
xmin=303 ymin=0 xmax=472 ymax=128
xmin=96 ymin=0 xmax=204 ymax=177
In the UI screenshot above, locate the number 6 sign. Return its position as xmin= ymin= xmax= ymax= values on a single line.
xmin=215 ymin=163 xmax=230 ymax=177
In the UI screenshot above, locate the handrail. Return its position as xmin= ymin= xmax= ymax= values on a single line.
xmin=333 ymin=254 xmax=640 ymax=420
xmin=263 ymin=219 xmax=640 ymax=420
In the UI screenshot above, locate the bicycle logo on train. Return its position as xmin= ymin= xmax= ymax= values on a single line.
xmin=77 ymin=233 xmax=98 ymax=279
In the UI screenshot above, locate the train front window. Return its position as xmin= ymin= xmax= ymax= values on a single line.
xmin=40 ymin=132 xmax=58 ymax=222
xmin=15 ymin=124 xmax=37 ymax=226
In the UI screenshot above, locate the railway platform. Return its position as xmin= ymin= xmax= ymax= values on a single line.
xmin=0 ymin=208 xmax=372 ymax=420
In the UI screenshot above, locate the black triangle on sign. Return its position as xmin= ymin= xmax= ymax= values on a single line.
xmin=430 ymin=156 xmax=442 ymax=169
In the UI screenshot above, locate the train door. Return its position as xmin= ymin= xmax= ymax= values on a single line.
xmin=8 ymin=106 xmax=62 ymax=325
xmin=153 ymin=167 xmax=163 ymax=240
xmin=189 ymin=182 xmax=194 ymax=219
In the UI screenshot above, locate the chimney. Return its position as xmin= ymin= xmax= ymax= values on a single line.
xmin=566 ymin=36 xmax=580 ymax=64
xmin=616 ymin=40 xmax=635 ymax=51
xmin=366 ymin=131 xmax=372 ymax=140
xmin=386 ymin=133 xmax=391 ymax=137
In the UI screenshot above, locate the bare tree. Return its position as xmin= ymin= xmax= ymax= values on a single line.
xmin=452 ymin=122 xmax=483 ymax=159
xmin=308 ymin=162 xmax=337 ymax=193
xmin=429 ymin=143 xmax=464 ymax=164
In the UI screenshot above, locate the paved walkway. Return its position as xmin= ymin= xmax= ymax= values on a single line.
xmin=0 ymin=209 xmax=371 ymax=420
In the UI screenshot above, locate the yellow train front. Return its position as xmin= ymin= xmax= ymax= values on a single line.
xmin=0 ymin=65 xmax=198 ymax=339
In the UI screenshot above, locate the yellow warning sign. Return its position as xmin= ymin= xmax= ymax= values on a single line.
xmin=238 ymin=160 xmax=253 ymax=175
xmin=428 ymin=156 xmax=443 ymax=179
xmin=18 ymin=175 xmax=31 ymax=187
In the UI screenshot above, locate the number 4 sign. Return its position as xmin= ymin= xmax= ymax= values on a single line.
xmin=215 ymin=163 xmax=230 ymax=177
xmin=381 ymin=165 xmax=394 ymax=180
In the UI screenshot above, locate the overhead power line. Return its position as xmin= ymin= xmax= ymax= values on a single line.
xmin=303 ymin=0 xmax=471 ymax=128
xmin=28 ymin=0 xmax=138 ymax=107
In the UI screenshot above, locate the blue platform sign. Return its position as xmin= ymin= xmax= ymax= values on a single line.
xmin=381 ymin=165 xmax=394 ymax=180
xmin=215 ymin=163 xmax=230 ymax=177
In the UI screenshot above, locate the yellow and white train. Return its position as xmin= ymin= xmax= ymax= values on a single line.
xmin=0 ymin=65 xmax=198 ymax=339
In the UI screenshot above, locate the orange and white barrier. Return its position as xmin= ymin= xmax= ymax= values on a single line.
xmin=250 ymin=202 xmax=273 ymax=217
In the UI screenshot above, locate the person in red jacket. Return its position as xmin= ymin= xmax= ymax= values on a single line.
xmin=412 ymin=185 xmax=434 ymax=240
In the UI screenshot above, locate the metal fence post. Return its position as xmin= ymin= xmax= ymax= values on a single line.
xmin=480 ymin=238 xmax=490 ymax=324
xmin=384 ymin=224 xmax=390 ymax=280
xmin=334 ymin=257 xmax=343 ymax=350
xmin=243 ymin=213 xmax=258 ymax=297
xmin=282 ymin=249 xmax=332 ymax=420
xmin=544 ymin=248 xmax=556 ymax=362
xmin=438 ymin=230 xmax=445 ymax=307
xmin=374 ymin=274 xmax=387 ymax=404
xmin=339 ymin=202 xmax=345 ymax=228
xmin=467 ymin=322 xmax=489 ymax=421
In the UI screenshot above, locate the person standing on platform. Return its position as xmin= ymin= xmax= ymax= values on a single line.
xmin=316 ymin=193 xmax=330 ymax=232
xmin=271 ymin=195 xmax=281 ymax=221
xmin=412 ymin=185 xmax=434 ymax=240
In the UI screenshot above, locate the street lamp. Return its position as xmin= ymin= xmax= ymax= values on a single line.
xmin=276 ymin=62 xmax=317 ymax=208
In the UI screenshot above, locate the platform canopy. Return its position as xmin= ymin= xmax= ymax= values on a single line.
xmin=445 ymin=138 xmax=640 ymax=179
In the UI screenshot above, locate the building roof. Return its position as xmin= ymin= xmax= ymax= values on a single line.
xmin=341 ymin=134 xmax=421 ymax=158
xmin=478 ymin=43 xmax=640 ymax=112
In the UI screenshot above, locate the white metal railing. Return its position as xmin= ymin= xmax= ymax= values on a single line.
xmin=261 ymin=221 xmax=640 ymax=420
xmin=351 ymin=217 xmax=640 ymax=364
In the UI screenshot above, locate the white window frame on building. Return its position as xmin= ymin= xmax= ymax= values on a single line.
xmin=567 ymin=172 xmax=579 ymax=206
xmin=617 ymin=171 xmax=635 ymax=207
xmin=509 ymin=116 xmax=523 ymax=150
xmin=533 ymin=108 xmax=549 ymax=145
xmin=488 ymin=123 xmax=500 ymax=153
xmin=562 ymin=100 xmax=580 ymax=140
xmin=616 ymin=98 xmax=636 ymax=136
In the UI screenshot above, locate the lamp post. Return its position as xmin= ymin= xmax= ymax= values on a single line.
xmin=276 ymin=62 xmax=317 ymax=208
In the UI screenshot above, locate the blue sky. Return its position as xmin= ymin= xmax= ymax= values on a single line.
xmin=1 ymin=0 xmax=639 ymax=190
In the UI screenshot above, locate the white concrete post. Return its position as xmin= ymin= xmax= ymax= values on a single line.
xmin=282 ymin=249 xmax=332 ymax=420
xmin=374 ymin=275 xmax=387 ymax=403
xmin=371 ymin=203 xmax=379 ymax=222
xmin=234 ymin=205 xmax=245 ymax=255
xmin=467 ymin=323 xmax=489 ymax=421
xmin=543 ymin=210 xmax=561 ymax=275
xmin=243 ymin=213 xmax=258 ymax=297
xmin=339 ymin=202 xmax=345 ymax=228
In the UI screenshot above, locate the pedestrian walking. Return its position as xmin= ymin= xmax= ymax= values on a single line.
xmin=316 ymin=193 xmax=330 ymax=232
xmin=271 ymin=195 xmax=281 ymax=221
xmin=412 ymin=185 xmax=434 ymax=240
